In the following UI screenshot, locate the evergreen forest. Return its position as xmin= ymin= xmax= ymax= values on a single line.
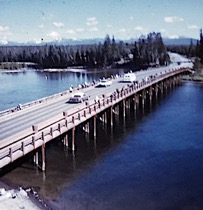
xmin=0 ymin=31 xmax=203 ymax=71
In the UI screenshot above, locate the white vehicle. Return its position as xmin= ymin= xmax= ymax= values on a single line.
xmin=68 ymin=92 xmax=89 ymax=103
xmin=123 ymin=72 xmax=136 ymax=82
xmin=96 ymin=79 xmax=112 ymax=87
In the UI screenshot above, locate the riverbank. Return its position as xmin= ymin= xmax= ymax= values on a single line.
xmin=0 ymin=68 xmax=26 ymax=73
xmin=182 ymin=74 xmax=203 ymax=82
xmin=0 ymin=179 xmax=48 ymax=210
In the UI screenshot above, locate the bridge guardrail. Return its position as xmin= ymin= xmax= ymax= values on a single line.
xmin=0 ymin=78 xmax=102 ymax=117
xmin=0 ymin=67 xmax=191 ymax=168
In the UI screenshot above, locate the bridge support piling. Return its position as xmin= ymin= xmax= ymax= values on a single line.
xmin=101 ymin=113 xmax=105 ymax=124
xmin=160 ymin=82 xmax=164 ymax=95
xmin=41 ymin=144 xmax=46 ymax=171
xmin=126 ymin=99 xmax=130 ymax=109
xmin=123 ymin=100 xmax=126 ymax=118
xmin=94 ymin=116 xmax=97 ymax=137
xmin=133 ymin=94 xmax=137 ymax=110
xmin=87 ymin=122 xmax=90 ymax=133
xmin=104 ymin=111 xmax=107 ymax=124
xmin=116 ymin=104 xmax=119 ymax=116
xmin=110 ymin=107 xmax=113 ymax=126
xmin=33 ymin=151 xmax=39 ymax=166
xmin=155 ymin=84 xmax=158 ymax=100
xmin=142 ymin=90 xmax=146 ymax=107
xmin=83 ymin=121 xmax=90 ymax=133
xmin=72 ymin=127 xmax=75 ymax=151
xmin=64 ymin=134 xmax=69 ymax=147
xmin=149 ymin=87 xmax=153 ymax=106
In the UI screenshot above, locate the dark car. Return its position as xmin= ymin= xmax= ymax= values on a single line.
xmin=68 ymin=92 xmax=89 ymax=103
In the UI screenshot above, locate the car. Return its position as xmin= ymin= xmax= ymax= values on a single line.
xmin=68 ymin=92 xmax=89 ymax=103
xmin=96 ymin=79 xmax=112 ymax=87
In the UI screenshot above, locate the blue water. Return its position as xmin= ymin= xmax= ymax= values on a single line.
xmin=1 ymin=70 xmax=203 ymax=210
xmin=0 ymin=68 xmax=125 ymax=111
xmin=48 ymin=82 xmax=203 ymax=210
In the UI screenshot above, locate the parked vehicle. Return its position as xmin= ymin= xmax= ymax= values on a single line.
xmin=68 ymin=92 xmax=89 ymax=103
xmin=96 ymin=79 xmax=112 ymax=87
xmin=123 ymin=72 xmax=136 ymax=82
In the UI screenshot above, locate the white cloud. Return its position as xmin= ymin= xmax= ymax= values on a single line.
xmin=188 ymin=25 xmax=198 ymax=29
xmin=106 ymin=24 xmax=112 ymax=28
xmin=76 ymin=28 xmax=84 ymax=33
xmin=52 ymin=21 xmax=64 ymax=28
xmin=0 ymin=25 xmax=11 ymax=44
xmin=0 ymin=25 xmax=11 ymax=36
xmin=164 ymin=16 xmax=184 ymax=23
xmin=160 ymin=29 xmax=166 ymax=33
xmin=118 ymin=28 xmax=127 ymax=33
xmin=168 ymin=34 xmax=179 ymax=39
xmin=46 ymin=31 xmax=61 ymax=41
xmin=0 ymin=39 xmax=8 ymax=44
xmin=32 ymin=38 xmax=43 ymax=44
xmin=38 ymin=24 xmax=44 ymax=28
xmin=88 ymin=27 xmax=98 ymax=32
xmin=134 ymin=26 xmax=144 ymax=32
xmin=86 ymin=17 xmax=98 ymax=26
xmin=129 ymin=16 xmax=134 ymax=20
xmin=66 ymin=29 xmax=75 ymax=34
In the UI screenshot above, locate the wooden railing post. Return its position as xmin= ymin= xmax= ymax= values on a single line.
xmin=22 ymin=142 xmax=25 ymax=155
xmin=32 ymin=125 xmax=38 ymax=134
xmin=58 ymin=123 xmax=61 ymax=133
xmin=63 ymin=111 xmax=68 ymax=118
xmin=32 ymin=136 xmax=36 ymax=149
xmin=10 ymin=148 xmax=13 ymax=162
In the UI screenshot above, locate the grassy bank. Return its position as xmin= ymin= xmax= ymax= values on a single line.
xmin=182 ymin=74 xmax=203 ymax=82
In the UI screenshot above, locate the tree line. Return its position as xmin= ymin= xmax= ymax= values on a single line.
xmin=167 ymin=29 xmax=203 ymax=62
xmin=0 ymin=32 xmax=174 ymax=70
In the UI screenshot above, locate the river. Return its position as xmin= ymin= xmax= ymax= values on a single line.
xmin=1 ymin=69 xmax=203 ymax=210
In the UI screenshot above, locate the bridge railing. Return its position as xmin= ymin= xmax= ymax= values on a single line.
xmin=0 ymin=78 xmax=102 ymax=117
xmin=0 ymin=67 xmax=191 ymax=168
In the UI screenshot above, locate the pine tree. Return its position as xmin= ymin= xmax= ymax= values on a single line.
xmin=199 ymin=29 xmax=203 ymax=63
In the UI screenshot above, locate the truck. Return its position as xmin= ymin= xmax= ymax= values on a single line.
xmin=123 ymin=72 xmax=136 ymax=82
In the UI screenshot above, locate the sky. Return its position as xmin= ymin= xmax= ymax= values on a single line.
xmin=0 ymin=0 xmax=202 ymax=44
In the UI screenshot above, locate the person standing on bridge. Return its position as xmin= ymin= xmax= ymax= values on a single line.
xmin=17 ymin=103 xmax=22 ymax=110
xmin=69 ymin=85 xmax=73 ymax=92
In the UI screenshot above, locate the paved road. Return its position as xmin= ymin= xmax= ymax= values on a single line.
xmin=0 ymin=53 xmax=193 ymax=142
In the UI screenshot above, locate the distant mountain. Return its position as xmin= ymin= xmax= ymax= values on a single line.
xmin=1 ymin=37 xmax=198 ymax=46
xmin=163 ymin=37 xmax=198 ymax=46
xmin=125 ymin=37 xmax=198 ymax=46
xmin=51 ymin=38 xmax=104 ymax=45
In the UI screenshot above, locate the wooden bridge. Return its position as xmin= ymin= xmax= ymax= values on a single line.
xmin=0 ymin=55 xmax=193 ymax=171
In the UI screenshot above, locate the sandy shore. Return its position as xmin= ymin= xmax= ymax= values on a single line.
xmin=0 ymin=180 xmax=48 ymax=210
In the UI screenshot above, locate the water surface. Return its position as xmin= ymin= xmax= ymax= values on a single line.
xmin=1 ymin=70 xmax=203 ymax=210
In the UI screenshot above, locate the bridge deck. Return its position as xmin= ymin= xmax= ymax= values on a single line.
xmin=0 ymin=54 xmax=193 ymax=169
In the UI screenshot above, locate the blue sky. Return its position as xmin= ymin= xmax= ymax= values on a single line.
xmin=0 ymin=0 xmax=202 ymax=44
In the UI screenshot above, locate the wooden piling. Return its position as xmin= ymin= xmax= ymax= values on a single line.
xmin=41 ymin=144 xmax=46 ymax=171
xmin=72 ymin=127 xmax=75 ymax=151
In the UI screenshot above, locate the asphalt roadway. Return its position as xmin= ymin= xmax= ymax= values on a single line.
xmin=0 ymin=53 xmax=193 ymax=142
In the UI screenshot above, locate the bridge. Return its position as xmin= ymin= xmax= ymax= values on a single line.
xmin=0 ymin=53 xmax=193 ymax=171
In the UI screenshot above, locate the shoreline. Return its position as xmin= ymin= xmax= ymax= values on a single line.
xmin=0 ymin=178 xmax=49 ymax=210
